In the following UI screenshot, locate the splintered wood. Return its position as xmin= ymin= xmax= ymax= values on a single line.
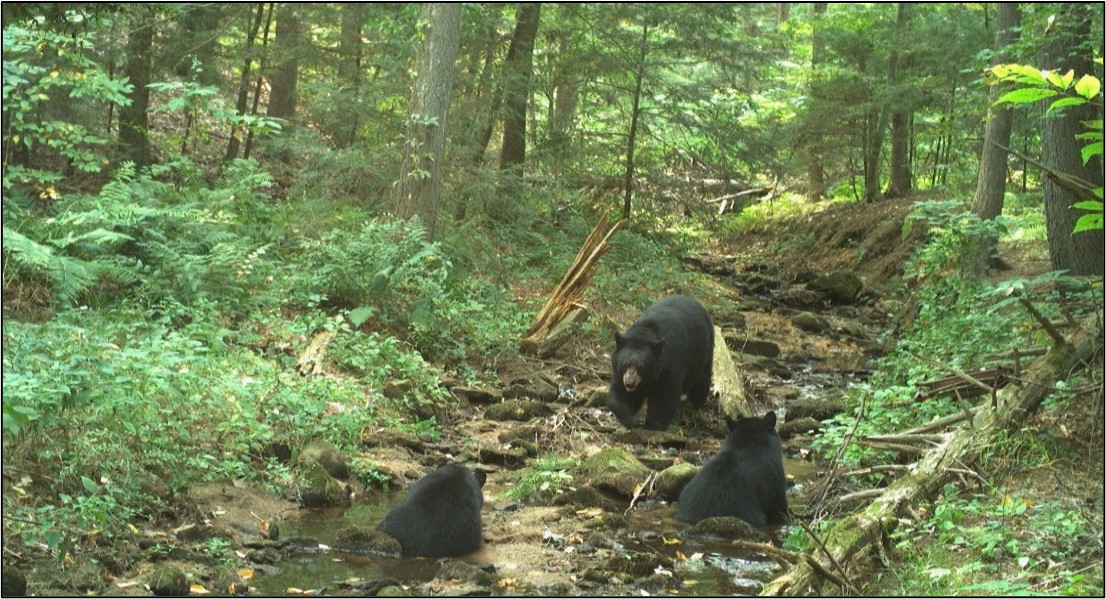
xmin=521 ymin=213 xmax=627 ymax=356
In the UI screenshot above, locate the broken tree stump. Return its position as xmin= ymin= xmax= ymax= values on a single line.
xmin=712 ymin=325 xmax=750 ymax=418
xmin=762 ymin=315 xmax=1101 ymax=596
xmin=520 ymin=213 xmax=627 ymax=355
xmin=297 ymin=330 xmax=336 ymax=376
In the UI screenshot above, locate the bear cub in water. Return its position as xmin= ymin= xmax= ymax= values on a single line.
xmin=676 ymin=411 xmax=788 ymax=527
xmin=377 ymin=462 xmax=486 ymax=557
xmin=607 ymin=295 xmax=714 ymax=431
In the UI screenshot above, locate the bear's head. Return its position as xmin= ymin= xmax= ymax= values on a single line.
xmin=613 ymin=330 xmax=665 ymax=392
xmin=723 ymin=411 xmax=778 ymax=444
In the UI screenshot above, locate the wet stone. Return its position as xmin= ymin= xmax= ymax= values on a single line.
xmin=333 ymin=525 xmax=401 ymax=557
xmin=148 ymin=565 xmax=189 ymax=597
xmin=654 ymin=462 xmax=698 ymax=501
xmin=786 ymin=397 xmax=846 ymax=422
xmin=579 ymin=447 xmax=651 ymax=499
xmin=683 ymin=516 xmax=771 ymax=542
xmin=778 ymin=416 xmax=823 ymax=439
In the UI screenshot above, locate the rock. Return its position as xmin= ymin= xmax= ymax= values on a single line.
xmin=578 ymin=447 xmax=651 ymax=499
xmin=637 ymin=455 xmax=675 ymax=471
xmin=778 ymin=416 xmax=823 ymax=439
xmin=361 ymin=429 xmax=425 ymax=452
xmin=148 ymin=565 xmax=189 ymax=597
xmin=585 ymin=388 xmax=608 ymax=408
xmin=2 ymin=565 xmax=27 ymax=597
xmin=334 ymin=525 xmax=401 ymax=557
xmin=653 ymin=463 xmax=698 ymax=501
xmin=262 ymin=442 xmax=293 ymax=463
xmin=786 ymin=398 xmax=846 ymax=422
xmin=611 ymin=429 xmax=688 ymax=449
xmin=296 ymin=440 xmax=351 ymax=480
xmin=745 ymin=356 xmax=794 ymax=379
xmin=173 ymin=523 xmax=216 ymax=543
xmin=476 ymin=444 xmax=530 ymax=466
xmin=684 ymin=516 xmax=770 ymax=541
xmin=807 ymin=271 xmax=863 ymax=304
xmin=726 ymin=336 xmax=780 ymax=358
xmin=483 ymin=400 xmax=556 ymax=422
xmin=452 ymin=386 xmax=502 ymax=404
xmin=297 ymin=461 xmax=350 ymax=508
xmin=377 ymin=585 xmax=409 ymax=596
xmin=606 ymin=551 xmax=674 ymax=579
xmin=434 ymin=560 xmax=497 ymax=586
xmin=503 ymin=375 xmax=560 ymax=402
xmin=791 ymin=312 xmax=831 ymax=333
xmin=552 ymin=486 xmax=621 ymax=512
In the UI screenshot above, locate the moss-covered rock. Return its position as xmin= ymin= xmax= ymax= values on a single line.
xmin=296 ymin=440 xmax=351 ymax=480
xmin=578 ymin=447 xmax=651 ymax=498
xmin=297 ymin=461 xmax=350 ymax=508
xmin=2 ymin=565 xmax=27 ymax=597
xmin=653 ymin=463 xmax=698 ymax=501
xmin=483 ymin=400 xmax=556 ymax=422
xmin=148 ymin=565 xmax=189 ymax=597
xmin=807 ymin=271 xmax=863 ymax=304
xmin=552 ymin=485 xmax=621 ymax=512
xmin=791 ymin=311 xmax=831 ymax=333
xmin=333 ymin=525 xmax=402 ymax=557
xmin=684 ymin=516 xmax=770 ymax=541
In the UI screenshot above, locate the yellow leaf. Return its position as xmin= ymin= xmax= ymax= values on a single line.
xmin=190 ymin=583 xmax=210 ymax=594
xmin=237 ymin=568 xmax=254 ymax=580
xmin=127 ymin=524 xmax=139 ymax=535
xmin=662 ymin=536 xmax=681 ymax=545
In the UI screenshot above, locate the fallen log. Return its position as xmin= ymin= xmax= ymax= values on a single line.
xmin=763 ymin=314 xmax=1101 ymax=596
xmin=711 ymin=325 xmax=749 ymax=418
xmin=296 ymin=330 xmax=336 ymax=376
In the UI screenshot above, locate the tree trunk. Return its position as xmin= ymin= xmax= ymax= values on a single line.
xmin=266 ymin=3 xmax=302 ymax=121
xmin=243 ymin=2 xmax=275 ymax=160
xmin=334 ymin=4 xmax=365 ymax=147
xmin=118 ymin=11 xmax=154 ymax=167
xmin=1041 ymin=3 xmax=1104 ymax=276
xmin=499 ymin=3 xmax=542 ymax=174
xmin=971 ymin=3 xmax=1020 ymax=222
xmin=885 ymin=4 xmax=914 ymax=199
xmin=804 ymin=3 xmax=827 ymax=200
xmin=394 ymin=3 xmax=462 ymax=241
xmin=226 ymin=3 xmax=266 ymax=161
xmin=173 ymin=4 xmax=223 ymax=85
xmin=623 ymin=21 xmax=650 ymax=219
xmin=548 ymin=32 xmax=580 ymax=162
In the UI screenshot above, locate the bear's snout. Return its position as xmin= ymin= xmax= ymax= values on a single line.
xmin=622 ymin=367 xmax=642 ymax=392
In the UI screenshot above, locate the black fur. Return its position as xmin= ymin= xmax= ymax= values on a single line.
xmin=676 ymin=411 xmax=788 ymax=526
xmin=377 ymin=463 xmax=487 ymax=557
xmin=607 ymin=295 xmax=714 ymax=430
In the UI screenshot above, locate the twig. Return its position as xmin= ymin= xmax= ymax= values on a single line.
xmin=861 ymin=433 xmax=946 ymax=444
xmin=798 ymin=519 xmax=859 ymax=594
xmin=730 ymin=539 xmax=796 ymax=570
xmin=842 ymin=464 xmax=909 ymax=478
xmin=835 ymin=489 xmax=885 ymax=503
xmin=899 ymin=408 xmax=980 ymax=435
xmin=624 ymin=472 xmax=656 ymax=515
xmin=809 ymin=394 xmax=867 ymax=509
xmin=905 ymin=350 xmax=995 ymax=397
xmin=1018 ymin=297 xmax=1070 ymax=348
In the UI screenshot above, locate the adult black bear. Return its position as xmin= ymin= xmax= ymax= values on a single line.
xmin=607 ymin=295 xmax=714 ymax=430
xmin=377 ymin=463 xmax=486 ymax=557
xmin=676 ymin=411 xmax=788 ymax=527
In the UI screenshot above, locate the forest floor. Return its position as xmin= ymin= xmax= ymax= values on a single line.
xmin=12 ymin=196 xmax=1102 ymax=597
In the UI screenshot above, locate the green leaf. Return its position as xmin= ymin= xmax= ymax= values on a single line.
xmin=1074 ymin=74 xmax=1100 ymax=99
xmin=1072 ymin=201 xmax=1104 ymax=211
xmin=991 ymin=64 xmax=1047 ymax=85
xmin=1073 ymin=213 xmax=1103 ymax=234
xmin=1081 ymin=142 xmax=1103 ymax=165
xmin=1045 ymin=69 xmax=1075 ymax=90
xmin=995 ymin=88 xmax=1058 ymax=105
xmin=349 ymin=306 xmax=376 ymax=327
xmin=81 ymin=475 xmax=99 ymax=494
xmin=1045 ymin=97 xmax=1086 ymax=115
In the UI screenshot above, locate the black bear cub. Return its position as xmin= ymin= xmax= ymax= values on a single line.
xmin=377 ymin=463 xmax=486 ymax=558
xmin=607 ymin=295 xmax=714 ymax=431
xmin=676 ymin=411 xmax=788 ymax=527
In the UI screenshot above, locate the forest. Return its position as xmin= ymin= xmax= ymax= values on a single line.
xmin=1 ymin=2 xmax=1103 ymax=596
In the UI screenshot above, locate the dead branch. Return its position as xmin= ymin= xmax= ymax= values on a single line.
xmin=712 ymin=325 xmax=749 ymax=418
xmin=898 ymin=407 xmax=981 ymax=435
xmin=296 ymin=330 xmax=335 ymax=376
xmin=1019 ymin=297 xmax=1069 ymax=348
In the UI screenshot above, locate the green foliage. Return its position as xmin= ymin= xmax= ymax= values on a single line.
xmin=506 ymin=454 xmax=580 ymax=502
xmin=2 ymin=24 xmax=133 ymax=186
xmin=903 ymin=199 xmax=1008 ymax=279
xmin=991 ymin=63 xmax=1104 ymax=234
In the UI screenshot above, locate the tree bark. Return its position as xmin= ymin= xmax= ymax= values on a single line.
xmin=394 ymin=3 xmax=462 ymax=241
xmin=243 ymin=2 xmax=275 ymax=160
xmin=885 ymin=4 xmax=914 ymax=199
xmin=804 ymin=3 xmax=827 ymax=200
xmin=335 ymin=3 xmax=365 ymax=147
xmin=971 ymin=2 xmax=1020 ymax=222
xmin=226 ymin=3 xmax=266 ymax=161
xmin=1041 ymin=3 xmax=1105 ymax=276
xmin=623 ymin=21 xmax=650 ymax=219
xmin=118 ymin=11 xmax=154 ymax=167
xmin=499 ymin=3 xmax=542 ymax=174
xmin=266 ymin=3 xmax=302 ymax=121
xmin=763 ymin=315 xmax=1102 ymax=596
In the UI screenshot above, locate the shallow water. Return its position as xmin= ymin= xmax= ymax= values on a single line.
xmin=251 ymin=456 xmax=820 ymax=596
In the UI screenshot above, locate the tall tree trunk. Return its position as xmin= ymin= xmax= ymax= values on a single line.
xmin=886 ymin=3 xmax=914 ymax=198
xmin=244 ymin=2 xmax=275 ymax=159
xmin=1041 ymin=3 xmax=1105 ymax=275
xmin=499 ymin=3 xmax=542 ymax=176
xmin=173 ymin=4 xmax=223 ymax=85
xmin=971 ymin=3 xmax=1021 ymax=221
xmin=118 ymin=11 xmax=154 ymax=167
xmin=394 ymin=3 xmax=462 ymax=241
xmin=267 ymin=3 xmax=301 ymax=121
xmin=804 ymin=2 xmax=827 ymax=200
xmin=548 ymin=31 xmax=580 ymax=162
xmin=335 ymin=4 xmax=365 ymax=147
xmin=226 ymin=3 xmax=266 ymax=161
xmin=622 ymin=21 xmax=650 ymax=219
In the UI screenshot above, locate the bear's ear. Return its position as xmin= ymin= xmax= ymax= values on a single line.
xmin=762 ymin=411 xmax=777 ymax=430
xmin=473 ymin=469 xmax=487 ymax=487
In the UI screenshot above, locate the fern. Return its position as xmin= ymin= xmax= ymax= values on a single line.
xmin=3 ymin=227 xmax=99 ymax=305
